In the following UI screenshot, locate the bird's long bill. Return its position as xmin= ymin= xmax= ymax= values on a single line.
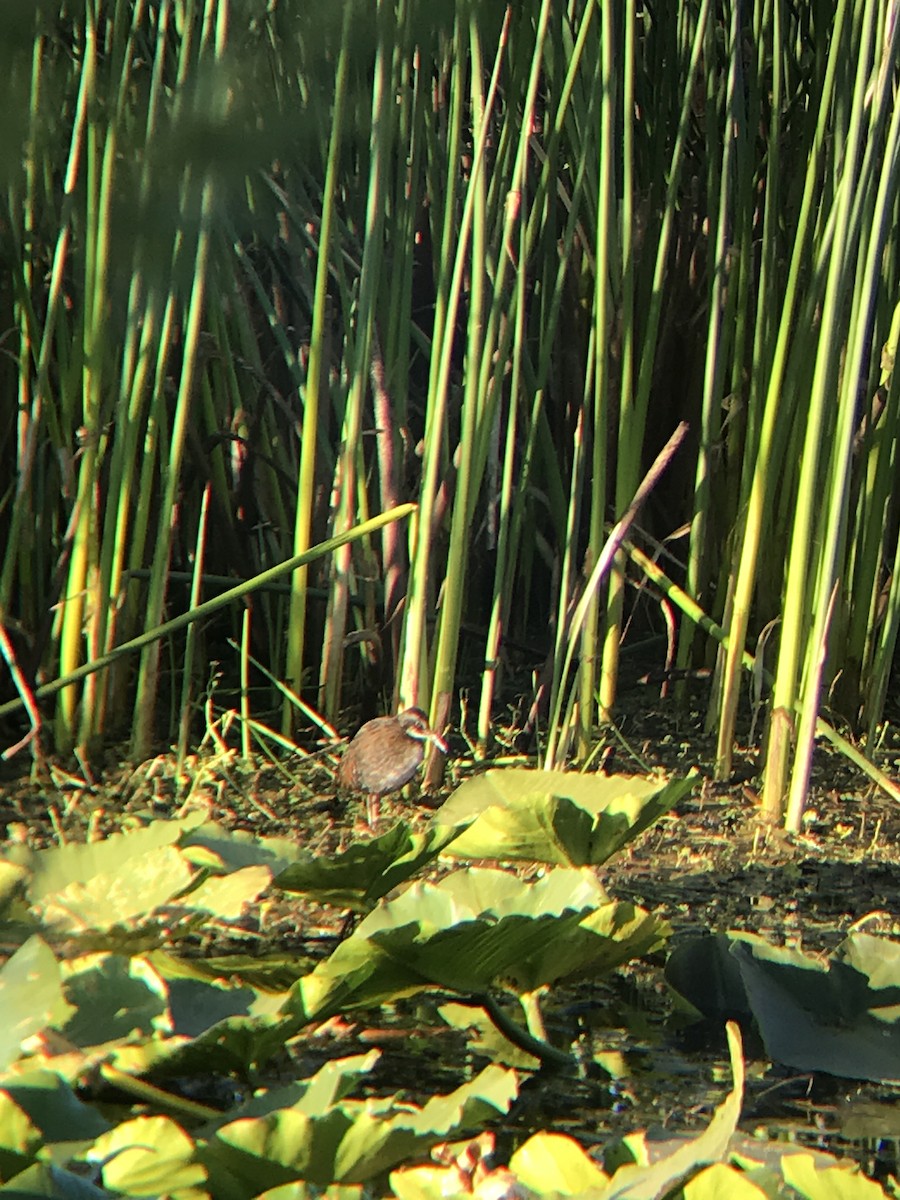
xmin=428 ymin=729 xmax=449 ymax=754
xmin=410 ymin=727 xmax=449 ymax=754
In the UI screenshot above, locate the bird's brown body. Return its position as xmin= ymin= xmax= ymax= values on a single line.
xmin=337 ymin=707 xmax=448 ymax=826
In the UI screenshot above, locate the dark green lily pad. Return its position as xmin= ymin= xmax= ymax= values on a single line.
xmin=667 ymin=930 xmax=900 ymax=1083
xmin=274 ymin=823 xmax=462 ymax=910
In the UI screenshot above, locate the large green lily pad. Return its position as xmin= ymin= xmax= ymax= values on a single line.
xmin=434 ymin=768 xmax=693 ymax=865
xmin=284 ymin=867 xmax=669 ymax=1026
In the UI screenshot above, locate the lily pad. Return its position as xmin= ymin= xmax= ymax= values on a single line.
xmin=31 ymin=845 xmax=193 ymax=934
xmin=0 ymin=938 xmax=74 ymax=1073
xmin=1 ymin=1069 xmax=110 ymax=1144
xmin=667 ymin=931 xmax=900 ymax=1083
xmin=284 ymin=868 xmax=668 ymax=1026
xmin=181 ymin=822 xmax=303 ymax=877
xmin=510 ymin=1131 xmax=610 ymax=1193
xmin=274 ymin=823 xmax=462 ymax=910
xmin=435 ymin=769 xmax=693 ymax=865
xmin=0 ymin=1161 xmax=113 ymax=1196
xmin=88 ymin=1114 xmax=206 ymax=1194
xmin=20 ymin=818 xmax=199 ymax=902
xmin=60 ymin=953 xmax=170 ymax=1046
xmin=202 ymin=1065 xmax=517 ymax=1189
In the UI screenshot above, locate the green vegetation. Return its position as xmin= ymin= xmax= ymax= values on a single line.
xmin=0 ymin=778 xmax=896 ymax=1196
xmin=2 ymin=1 xmax=900 ymax=826
xmin=2 ymin=0 xmax=900 ymax=1193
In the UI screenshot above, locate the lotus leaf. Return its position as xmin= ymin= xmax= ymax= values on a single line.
xmin=0 ymin=937 xmax=74 ymax=1073
xmin=284 ymin=868 xmax=668 ymax=1026
xmin=510 ymin=1131 xmax=610 ymax=1193
xmin=181 ymin=822 xmax=303 ymax=876
xmin=435 ymin=768 xmax=693 ymax=865
xmin=202 ymin=1065 xmax=516 ymax=1189
xmin=1 ymin=1068 xmax=110 ymax=1144
xmin=22 ymin=818 xmax=201 ymax=901
xmin=60 ymin=953 xmax=170 ymax=1046
xmin=274 ymin=824 xmax=462 ymax=910
xmin=667 ymin=931 xmax=900 ymax=1083
xmin=88 ymin=1114 xmax=205 ymax=1193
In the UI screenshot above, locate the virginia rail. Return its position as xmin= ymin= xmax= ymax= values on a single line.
xmin=337 ymin=707 xmax=448 ymax=826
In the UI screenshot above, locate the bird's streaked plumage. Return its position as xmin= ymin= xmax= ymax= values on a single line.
xmin=337 ymin=707 xmax=448 ymax=826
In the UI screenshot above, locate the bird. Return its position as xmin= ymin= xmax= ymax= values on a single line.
xmin=337 ymin=707 xmax=448 ymax=827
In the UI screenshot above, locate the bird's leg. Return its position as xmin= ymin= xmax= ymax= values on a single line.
xmin=366 ymin=792 xmax=381 ymax=828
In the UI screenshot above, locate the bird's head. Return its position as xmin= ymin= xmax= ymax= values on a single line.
xmin=397 ymin=707 xmax=449 ymax=753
